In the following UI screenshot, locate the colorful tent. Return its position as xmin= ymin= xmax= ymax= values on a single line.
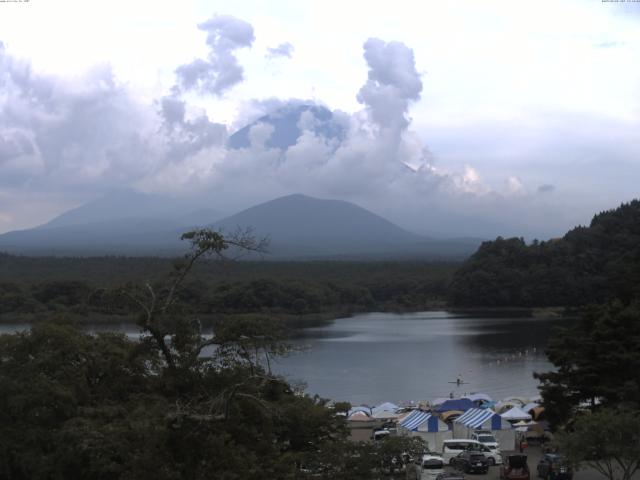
xmin=399 ymin=410 xmax=448 ymax=432
xmin=398 ymin=410 xmax=452 ymax=451
xmin=454 ymin=408 xmax=510 ymax=430
xmin=453 ymin=408 xmax=516 ymax=450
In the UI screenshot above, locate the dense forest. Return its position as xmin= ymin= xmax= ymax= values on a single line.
xmin=449 ymin=200 xmax=640 ymax=307
xmin=0 ymin=254 xmax=457 ymax=325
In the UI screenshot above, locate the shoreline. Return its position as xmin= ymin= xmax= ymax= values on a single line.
xmin=0 ymin=305 xmax=572 ymax=327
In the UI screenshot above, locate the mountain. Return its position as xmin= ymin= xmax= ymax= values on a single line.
xmin=228 ymin=104 xmax=344 ymax=150
xmin=0 ymin=192 xmax=480 ymax=258
xmin=38 ymin=190 xmax=218 ymax=230
xmin=0 ymin=190 xmax=222 ymax=255
xmin=449 ymin=199 xmax=640 ymax=307
xmin=211 ymin=194 xmax=479 ymax=259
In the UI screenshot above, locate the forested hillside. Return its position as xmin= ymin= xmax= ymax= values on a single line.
xmin=449 ymin=200 xmax=640 ymax=307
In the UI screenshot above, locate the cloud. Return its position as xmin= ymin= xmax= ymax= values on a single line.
xmin=174 ymin=15 xmax=254 ymax=96
xmin=159 ymin=95 xmax=227 ymax=161
xmin=594 ymin=41 xmax=624 ymax=48
xmin=0 ymin=129 xmax=35 ymax=164
xmin=2 ymin=19 xmax=632 ymax=240
xmin=0 ymin=44 xmax=158 ymax=192
xmin=266 ymin=42 xmax=294 ymax=59
xmin=357 ymin=38 xmax=422 ymax=134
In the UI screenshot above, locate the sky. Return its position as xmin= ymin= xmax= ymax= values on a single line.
xmin=0 ymin=0 xmax=639 ymax=238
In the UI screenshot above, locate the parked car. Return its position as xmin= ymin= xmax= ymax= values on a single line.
xmin=414 ymin=454 xmax=445 ymax=480
xmin=442 ymin=439 xmax=502 ymax=465
xmin=471 ymin=430 xmax=500 ymax=451
xmin=536 ymin=454 xmax=573 ymax=480
xmin=500 ymin=454 xmax=530 ymax=480
xmin=451 ymin=451 xmax=490 ymax=474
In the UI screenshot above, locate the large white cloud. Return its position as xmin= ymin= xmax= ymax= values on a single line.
xmin=1 ymin=10 xmax=639 ymax=239
xmin=174 ymin=15 xmax=255 ymax=96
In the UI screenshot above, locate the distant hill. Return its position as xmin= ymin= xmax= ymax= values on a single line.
xmin=0 ymin=190 xmax=221 ymax=256
xmin=211 ymin=194 xmax=479 ymax=259
xmin=37 ymin=190 xmax=217 ymax=230
xmin=449 ymin=199 xmax=640 ymax=306
xmin=0 ymin=192 xmax=480 ymax=259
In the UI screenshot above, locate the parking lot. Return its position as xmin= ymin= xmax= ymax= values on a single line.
xmin=435 ymin=445 xmax=639 ymax=480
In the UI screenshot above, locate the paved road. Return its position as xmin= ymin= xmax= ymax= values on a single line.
xmin=437 ymin=446 xmax=638 ymax=480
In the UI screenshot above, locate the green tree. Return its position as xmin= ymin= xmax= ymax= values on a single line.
xmin=534 ymin=301 xmax=640 ymax=427
xmin=556 ymin=408 xmax=640 ymax=480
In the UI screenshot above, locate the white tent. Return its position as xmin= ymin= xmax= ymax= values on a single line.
xmin=453 ymin=408 xmax=516 ymax=450
xmin=501 ymin=407 xmax=533 ymax=421
xmin=372 ymin=410 xmax=401 ymax=419
xmin=371 ymin=402 xmax=399 ymax=417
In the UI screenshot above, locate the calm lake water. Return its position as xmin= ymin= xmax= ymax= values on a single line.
xmin=0 ymin=311 xmax=564 ymax=406
xmin=274 ymin=311 xmax=563 ymax=405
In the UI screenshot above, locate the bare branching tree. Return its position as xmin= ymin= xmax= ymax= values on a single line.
xmin=119 ymin=228 xmax=269 ymax=369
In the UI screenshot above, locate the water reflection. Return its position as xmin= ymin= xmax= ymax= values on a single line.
xmin=275 ymin=311 xmax=565 ymax=405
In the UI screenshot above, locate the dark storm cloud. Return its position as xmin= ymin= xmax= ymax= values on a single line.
xmin=174 ymin=15 xmax=255 ymax=96
xmin=266 ymin=42 xmax=294 ymax=59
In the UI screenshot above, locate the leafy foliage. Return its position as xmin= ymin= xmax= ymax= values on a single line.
xmin=450 ymin=200 xmax=640 ymax=307
xmin=556 ymin=408 xmax=640 ymax=480
xmin=0 ymin=255 xmax=456 ymax=323
xmin=535 ymin=302 xmax=640 ymax=427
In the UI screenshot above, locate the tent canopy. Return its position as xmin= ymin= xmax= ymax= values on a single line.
xmin=348 ymin=411 xmax=372 ymax=421
xmin=399 ymin=410 xmax=449 ymax=432
xmin=434 ymin=398 xmax=476 ymax=413
xmin=348 ymin=406 xmax=372 ymax=416
xmin=372 ymin=402 xmax=399 ymax=416
xmin=454 ymin=408 xmax=512 ymax=430
xmin=501 ymin=407 xmax=532 ymax=421
xmin=465 ymin=393 xmax=493 ymax=403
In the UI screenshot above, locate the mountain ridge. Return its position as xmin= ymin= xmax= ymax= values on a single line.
xmin=0 ymin=192 xmax=481 ymax=259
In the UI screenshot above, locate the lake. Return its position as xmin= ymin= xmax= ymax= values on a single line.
xmin=275 ymin=311 xmax=563 ymax=405
xmin=0 ymin=310 xmax=564 ymax=406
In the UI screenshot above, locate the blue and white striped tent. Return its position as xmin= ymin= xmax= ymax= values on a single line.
xmin=399 ymin=410 xmax=449 ymax=432
xmin=453 ymin=408 xmax=516 ymax=449
xmin=455 ymin=408 xmax=510 ymax=430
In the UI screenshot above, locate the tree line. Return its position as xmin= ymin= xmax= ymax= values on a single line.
xmin=0 ymin=256 xmax=456 ymax=323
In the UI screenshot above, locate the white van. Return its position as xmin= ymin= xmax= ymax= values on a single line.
xmin=414 ymin=454 xmax=445 ymax=480
xmin=442 ymin=439 xmax=502 ymax=466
